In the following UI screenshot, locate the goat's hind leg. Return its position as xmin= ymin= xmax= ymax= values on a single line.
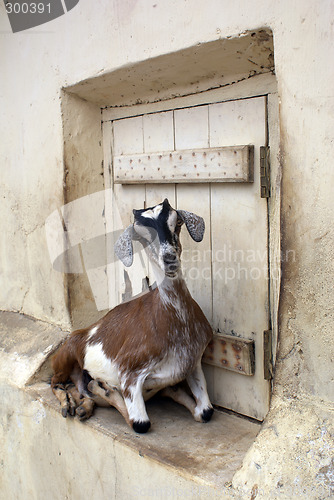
xmin=162 ymin=364 xmax=213 ymax=424
xmin=161 ymin=384 xmax=197 ymax=417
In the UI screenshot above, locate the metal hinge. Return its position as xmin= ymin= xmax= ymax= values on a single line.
xmin=264 ymin=329 xmax=273 ymax=380
xmin=260 ymin=146 xmax=270 ymax=198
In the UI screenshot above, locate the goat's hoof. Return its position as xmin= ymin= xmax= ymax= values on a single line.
xmin=68 ymin=399 xmax=76 ymax=417
xmin=76 ymin=405 xmax=90 ymax=421
xmin=132 ymin=420 xmax=151 ymax=434
xmin=201 ymin=407 xmax=214 ymax=423
xmin=69 ymin=405 xmax=76 ymax=417
xmin=61 ymin=407 xmax=69 ymax=418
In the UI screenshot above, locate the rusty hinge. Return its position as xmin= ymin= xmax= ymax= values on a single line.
xmin=264 ymin=329 xmax=273 ymax=380
xmin=260 ymin=146 xmax=270 ymax=198
xmin=203 ymin=333 xmax=255 ymax=376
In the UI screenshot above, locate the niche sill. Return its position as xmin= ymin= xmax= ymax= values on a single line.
xmin=27 ymin=383 xmax=260 ymax=490
xmin=1 ymin=311 xmax=260 ymax=492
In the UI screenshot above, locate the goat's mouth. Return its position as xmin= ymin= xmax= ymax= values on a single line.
xmin=165 ymin=271 xmax=179 ymax=278
xmin=164 ymin=264 xmax=180 ymax=278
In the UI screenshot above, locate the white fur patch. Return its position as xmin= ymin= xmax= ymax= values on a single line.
xmin=84 ymin=343 xmax=119 ymax=387
xmin=124 ymin=378 xmax=149 ymax=423
xmin=158 ymin=279 xmax=188 ymax=323
xmin=144 ymin=349 xmax=186 ymax=393
xmin=87 ymin=325 xmax=98 ymax=340
xmin=167 ymin=210 xmax=177 ymax=231
xmin=141 ymin=204 xmax=163 ymax=219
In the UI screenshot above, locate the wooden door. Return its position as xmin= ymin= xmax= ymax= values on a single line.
xmin=103 ymin=96 xmax=270 ymax=420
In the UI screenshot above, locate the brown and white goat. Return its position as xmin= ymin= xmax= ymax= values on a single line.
xmin=51 ymin=198 xmax=213 ymax=433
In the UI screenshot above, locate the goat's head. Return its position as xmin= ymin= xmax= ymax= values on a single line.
xmin=115 ymin=199 xmax=205 ymax=279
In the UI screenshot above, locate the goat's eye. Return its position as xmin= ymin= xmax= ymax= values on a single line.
xmin=176 ymin=219 xmax=183 ymax=227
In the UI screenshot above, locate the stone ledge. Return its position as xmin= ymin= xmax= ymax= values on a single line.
xmin=0 ymin=311 xmax=68 ymax=388
xmin=27 ymin=382 xmax=260 ymax=491
xmin=0 ymin=310 xmax=261 ymax=498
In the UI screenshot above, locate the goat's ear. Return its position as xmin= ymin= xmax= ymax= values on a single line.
xmin=114 ymin=225 xmax=134 ymax=267
xmin=177 ymin=210 xmax=205 ymax=242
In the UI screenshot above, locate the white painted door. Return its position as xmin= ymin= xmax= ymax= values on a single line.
xmin=103 ymin=96 xmax=270 ymax=420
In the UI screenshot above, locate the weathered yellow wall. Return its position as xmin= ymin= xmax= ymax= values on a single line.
xmin=1 ymin=0 xmax=333 ymax=498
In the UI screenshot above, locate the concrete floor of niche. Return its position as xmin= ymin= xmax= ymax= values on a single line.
xmin=31 ymin=382 xmax=261 ymax=489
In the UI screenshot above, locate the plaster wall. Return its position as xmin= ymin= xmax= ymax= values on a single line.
xmin=1 ymin=0 xmax=334 ymax=497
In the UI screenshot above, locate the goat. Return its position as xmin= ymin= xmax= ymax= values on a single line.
xmin=51 ymin=198 xmax=214 ymax=433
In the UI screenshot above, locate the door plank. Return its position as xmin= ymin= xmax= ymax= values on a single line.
xmin=113 ymin=146 xmax=254 ymax=184
xmin=173 ymin=106 xmax=212 ymax=323
xmin=113 ymin=115 xmax=144 ymax=155
xmin=207 ymin=96 xmax=270 ymax=419
xmin=112 ymin=117 xmax=147 ymax=303
xmin=176 ymin=184 xmax=213 ymax=323
xmin=174 ymin=106 xmax=209 ymax=150
xmin=143 ymin=111 xmax=174 ymax=152
xmin=142 ymin=108 xmax=176 ymax=285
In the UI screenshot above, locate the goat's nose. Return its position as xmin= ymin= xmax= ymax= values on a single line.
xmin=164 ymin=252 xmax=177 ymax=263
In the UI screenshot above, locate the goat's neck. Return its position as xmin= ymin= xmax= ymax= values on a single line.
xmin=157 ymin=272 xmax=191 ymax=309
xmin=148 ymin=261 xmax=190 ymax=305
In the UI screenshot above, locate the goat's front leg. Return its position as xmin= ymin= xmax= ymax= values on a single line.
xmin=87 ymin=379 xmax=131 ymax=427
xmin=51 ymin=382 xmax=76 ymax=418
xmin=68 ymin=383 xmax=95 ymax=421
xmin=186 ymin=362 xmax=214 ymax=423
xmin=121 ymin=375 xmax=151 ymax=433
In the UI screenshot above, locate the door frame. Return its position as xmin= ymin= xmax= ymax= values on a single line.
xmin=102 ymin=73 xmax=280 ymax=419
